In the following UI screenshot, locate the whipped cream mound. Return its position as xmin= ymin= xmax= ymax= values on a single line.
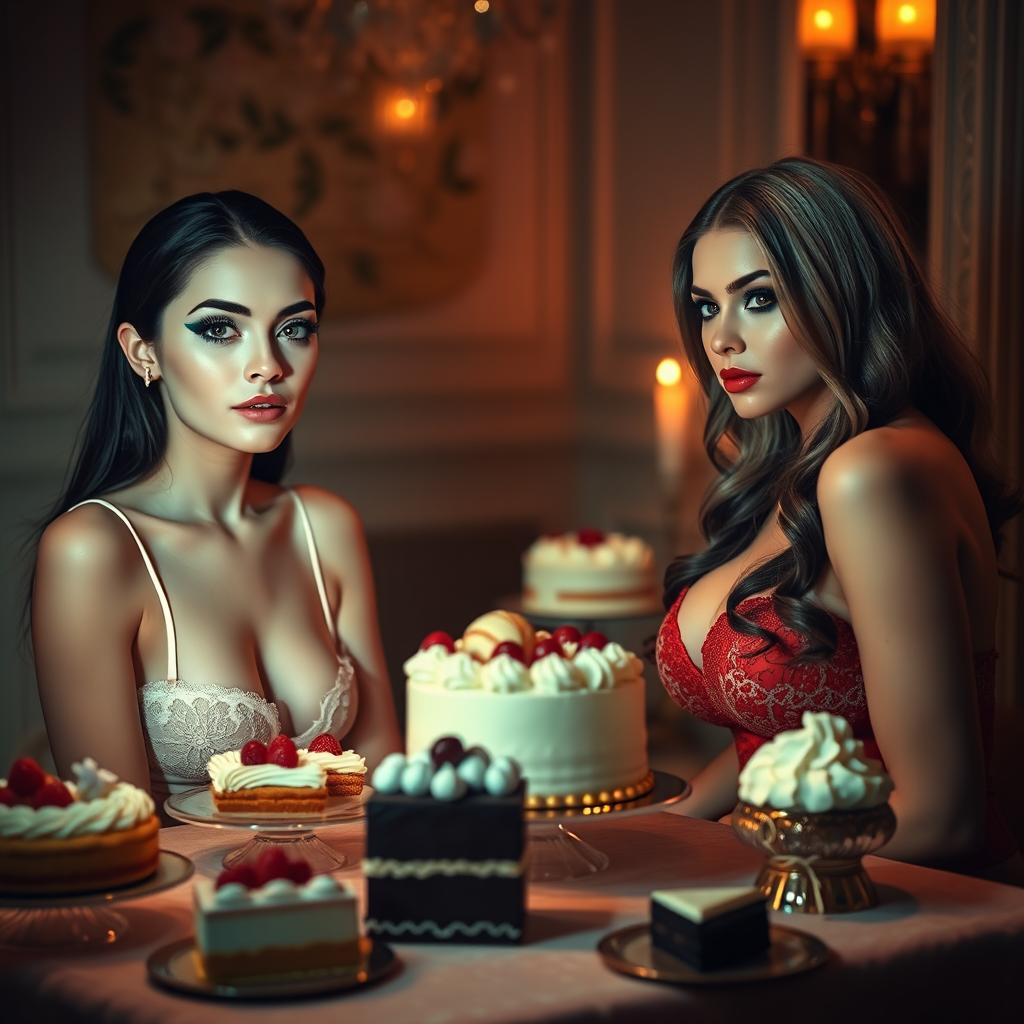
xmin=737 ymin=712 xmax=893 ymax=813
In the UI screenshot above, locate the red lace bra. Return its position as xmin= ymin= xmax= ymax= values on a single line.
xmin=656 ymin=585 xmax=1014 ymax=867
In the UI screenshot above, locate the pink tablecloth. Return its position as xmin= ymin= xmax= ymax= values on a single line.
xmin=2 ymin=813 xmax=1021 ymax=1023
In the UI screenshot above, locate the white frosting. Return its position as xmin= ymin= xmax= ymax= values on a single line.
xmin=524 ymin=532 xmax=654 ymax=568
xmin=480 ymin=654 xmax=532 ymax=693
xmin=529 ymin=653 xmax=585 ymax=693
xmin=363 ymin=857 xmax=525 ymax=878
xmin=438 ymin=652 xmax=482 ymax=691
xmin=0 ymin=778 xmax=155 ymax=840
xmin=600 ymin=642 xmax=644 ymax=683
xmin=298 ymin=749 xmax=367 ymax=775
xmin=400 ymin=759 xmax=433 ymax=797
xmin=372 ymin=753 xmax=409 ymax=794
xmin=571 ymin=648 xmax=616 ymax=690
xmin=430 ymin=763 xmax=468 ymax=801
xmin=207 ymin=750 xmax=326 ymax=791
xmin=366 ymin=919 xmax=521 ymax=940
xmin=403 ymin=644 xmax=450 ymax=684
xmin=738 ymin=711 xmax=894 ymax=812
xmin=370 ymin=749 xmax=519 ymax=799
xmin=456 ymin=754 xmax=488 ymax=790
xmin=71 ymin=757 xmax=119 ymax=801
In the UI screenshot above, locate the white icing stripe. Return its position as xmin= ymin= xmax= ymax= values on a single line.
xmin=365 ymin=919 xmax=521 ymax=940
xmin=362 ymin=857 xmax=526 ymax=879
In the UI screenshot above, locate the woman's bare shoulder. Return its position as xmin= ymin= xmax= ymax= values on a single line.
xmin=290 ymin=484 xmax=363 ymax=536
xmin=37 ymin=501 xmax=143 ymax=582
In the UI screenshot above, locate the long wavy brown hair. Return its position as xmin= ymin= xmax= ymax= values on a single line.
xmin=663 ymin=156 xmax=1021 ymax=663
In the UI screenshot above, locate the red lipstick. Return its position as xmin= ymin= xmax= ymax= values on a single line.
xmin=232 ymin=395 xmax=287 ymax=422
xmin=719 ymin=368 xmax=761 ymax=394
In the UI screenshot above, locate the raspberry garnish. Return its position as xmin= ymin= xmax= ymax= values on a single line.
xmin=254 ymin=847 xmax=293 ymax=884
xmin=30 ymin=780 xmax=74 ymax=808
xmin=215 ymin=865 xmax=260 ymax=889
xmin=266 ymin=735 xmax=298 ymax=769
xmin=287 ymin=859 xmax=313 ymax=885
xmin=553 ymin=625 xmax=582 ymax=649
xmin=308 ymin=733 xmax=342 ymax=755
xmin=430 ymin=735 xmax=465 ymax=768
xmin=7 ymin=757 xmax=47 ymax=797
xmin=420 ymin=630 xmax=456 ymax=652
xmin=491 ymin=641 xmax=526 ymax=664
xmin=533 ymin=638 xmax=563 ymax=661
xmin=576 ymin=528 xmax=606 ymax=547
xmin=579 ymin=631 xmax=609 ymax=651
xmin=0 ymin=786 xmax=18 ymax=807
xmin=240 ymin=740 xmax=268 ymax=765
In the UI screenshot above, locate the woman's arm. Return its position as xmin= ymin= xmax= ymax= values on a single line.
xmin=31 ymin=507 xmax=152 ymax=791
xmin=296 ymin=486 xmax=401 ymax=770
xmin=818 ymin=434 xmax=988 ymax=863
xmin=668 ymin=743 xmax=740 ymax=820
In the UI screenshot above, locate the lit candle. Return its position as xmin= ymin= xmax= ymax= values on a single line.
xmin=654 ymin=357 xmax=686 ymax=494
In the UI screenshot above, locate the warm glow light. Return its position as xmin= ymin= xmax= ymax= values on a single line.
xmin=877 ymin=0 xmax=935 ymax=52
xmin=474 ymin=0 xmax=490 ymax=12
xmin=394 ymin=97 xmax=417 ymax=120
xmin=656 ymin=358 xmax=682 ymax=387
xmin=798 ymin=0 xmax=856 ymax=57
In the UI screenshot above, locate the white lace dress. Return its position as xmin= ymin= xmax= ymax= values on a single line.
xmin=70 ymin=492 xmax=357 ymax=808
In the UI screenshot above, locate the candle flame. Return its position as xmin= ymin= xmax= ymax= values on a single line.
xmin=813 ymin=8 xmax=835 ymax=29
xmin=656 ymin=358 xmax=682 ymax=387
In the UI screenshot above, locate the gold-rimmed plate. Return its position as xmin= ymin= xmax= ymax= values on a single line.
xmin=597 ymin=922 xmax=829 ymax=986
xmin=147 ymin=936 xmax=399 ymax=1000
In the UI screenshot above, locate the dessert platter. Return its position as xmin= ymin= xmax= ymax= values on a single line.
xmin=149 ymin=845 xmax=399 ymax=999
xmin=164 ymin=732 xmax=370 ymax=873
xmin=403 ymin=613 xmax=689 ymax=879
xmin=0 ymin=755 xmax=192 ymax=946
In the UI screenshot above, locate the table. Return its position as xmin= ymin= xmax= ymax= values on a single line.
xmin=2 ymin=813 xmax=1022 ymax=1023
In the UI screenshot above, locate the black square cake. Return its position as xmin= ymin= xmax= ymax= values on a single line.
xmin=650 ymin=886 xmax=769 ymax=970
xmin=364 ymin=777 xmax=526 ymax=943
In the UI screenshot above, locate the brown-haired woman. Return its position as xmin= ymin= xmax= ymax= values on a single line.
xmin=656 ymin=156 xmax=1022 ymax=881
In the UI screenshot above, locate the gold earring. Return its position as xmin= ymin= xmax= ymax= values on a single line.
xmin=144 ymin=366 xmax=152 ymax=388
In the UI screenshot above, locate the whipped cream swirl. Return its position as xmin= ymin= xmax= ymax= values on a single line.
xmin=524 ymin=532 xmax=654 ymax=568
xmin=738 ymin=711 xmax=894 ymax=812
xmin=299 ymin=750 xmax=367 ymax=775
xmin=0 ymin=779 xmax=155 ymax=840
xmin=207 ymin=750 xmax=325 ymax=791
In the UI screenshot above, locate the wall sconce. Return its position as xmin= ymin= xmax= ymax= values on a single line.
xmin=798 ymin=0 xmax=934 ymax=256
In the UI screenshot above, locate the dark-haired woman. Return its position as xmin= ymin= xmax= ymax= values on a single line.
xmin=656 ymin=157 xmax=1022 ymax=880
xmin=29 ymin=192 xmax=400 ymax=812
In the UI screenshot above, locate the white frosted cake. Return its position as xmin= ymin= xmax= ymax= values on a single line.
xmin=522 ymin=529 xmax=659 ymax=617
xmin=405 ymin=610 xmax=653 ymax=808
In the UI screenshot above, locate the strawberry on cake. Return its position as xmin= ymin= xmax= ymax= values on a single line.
xmin=0 ymin=756 xmax=159 ymax=895
xmin=207 ymin=735 xmax=328 ymax=814
xmin=194 ymin=847 xmax=360 ymax=983
xmin=298 ymin=734 xmax=367 ymax=797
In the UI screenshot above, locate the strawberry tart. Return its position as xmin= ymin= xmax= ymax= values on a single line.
xmin=0 ymin=756 xmax=159 ymax=894
xmin=298 ymin=734 xmax=367 ymax=797
xmin=522 ymin=529 xmax=659 ymax=618
xmin=405 ymin=610 xmax=654 ymax=809
xmin=194 ymin=848 xmax=360 ymax=983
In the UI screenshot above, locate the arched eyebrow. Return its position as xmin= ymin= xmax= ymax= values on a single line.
xmin=185 ymin=299 xmax=315 ymax=317
xmin=690 ymin=270 xmax=771 ymax=298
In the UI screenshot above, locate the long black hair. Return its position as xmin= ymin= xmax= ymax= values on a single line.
xmin=663 ymin=156 xmax=1021 ymax=663
xmin=21 ymin=190 xmax=326 ymax=638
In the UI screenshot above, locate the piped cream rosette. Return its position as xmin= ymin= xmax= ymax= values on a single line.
xmin=738 ymin=711 xmax=894 ymax=813
xmin=207 ymin=750 xmax=326 ymax=792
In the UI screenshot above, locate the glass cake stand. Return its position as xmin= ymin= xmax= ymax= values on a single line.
xmin=495 ymin=594 xmax=663 ymax=634
xmin=525 ymin=770 xmax=688 ymax=882
xmin=164 ymin=787 xmax=372 ymax=873
xmin=0 ymin=850 xmax=193 ymax=948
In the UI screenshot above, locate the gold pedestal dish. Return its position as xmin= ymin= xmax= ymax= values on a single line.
xmin=731 ymin=801 xmax=896 ymax=914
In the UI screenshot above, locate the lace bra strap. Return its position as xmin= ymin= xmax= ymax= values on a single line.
xmin=67 ymin=498 xmax=178 ymax=681
xmin=288 ymin=489 xmax=344 ymax=652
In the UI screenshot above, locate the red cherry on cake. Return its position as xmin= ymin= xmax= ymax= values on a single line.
xmin=576 ymin=528 xmax=606 ymax=548
xmin=579 ymin=631 xmax=609 ymax=651
xmin=533 ymin=638 xmax=564 ymax=661
xmin=7 ymin=757 xmax=47 ymax=797
xmin=420 ymin=630 xmax=456 ymax=653
xmin=491 ymin=641 xmax=526 ymax=664
xmin=430 ymin=735 xmax=465 ymax=768
xmin=286 ymin=859 xmax=313 ymax=885
xmin=240 ymin=740 xmax=268 ymax=765
xmin=308 ymin=733 xmax=343 ymax=755
xmin=0 ymin=786 xmax=18 ymax=807
xmin=254 ymin=847 xmax=293 ymax=885
xmin=266 ymin=735 xmax=299 ymax=769
xmin=216 ymin=864 xmax=259 ymax=889
xmin=31 ymin=780 xmax=74 ymax=809
xmin=552 ymin=625 xmax=581 ymax=649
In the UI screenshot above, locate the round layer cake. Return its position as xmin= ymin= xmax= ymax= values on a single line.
xmin=404 ymin=611 xmax=653 ymax=808
xmin=0 ymin=757 xmax=159 ymax=895
xmin=522 ymin=529 xmax=659 ymax=618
